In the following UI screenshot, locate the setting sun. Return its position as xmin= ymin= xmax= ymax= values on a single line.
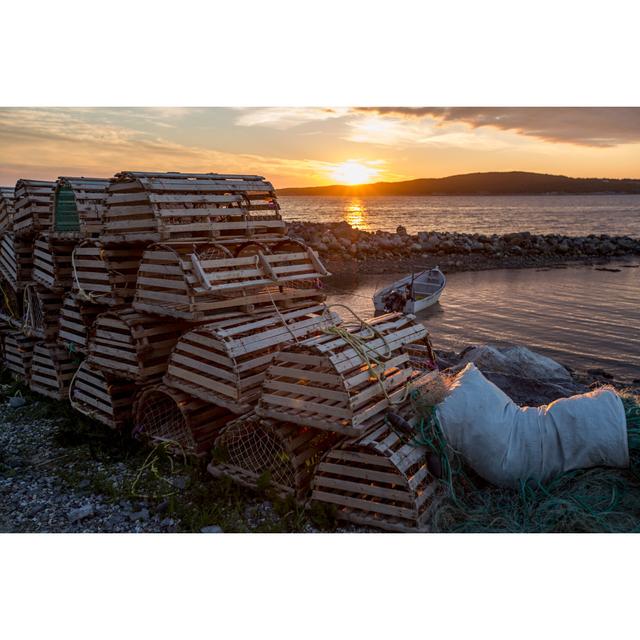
xmin=329 ymin=160 xmax=380 ymax=185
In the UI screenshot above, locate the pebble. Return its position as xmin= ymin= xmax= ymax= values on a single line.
xmin=200 ymin=525 xmax=223 ymax=533
xmin=68 ymin=504 xmax=95 ymax=522
xmin=129 ymin=508 xmax=150 ymax=521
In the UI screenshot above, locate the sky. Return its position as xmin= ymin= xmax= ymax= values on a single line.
xmin=1 ymin=107 xmax=639 ymax=188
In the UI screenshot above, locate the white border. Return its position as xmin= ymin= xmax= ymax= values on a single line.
xmin=1 ymin=1 xmax=638 ymax=637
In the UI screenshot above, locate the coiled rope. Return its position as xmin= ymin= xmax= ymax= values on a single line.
xmin=321 ymin=303 xmax=410 ymax=405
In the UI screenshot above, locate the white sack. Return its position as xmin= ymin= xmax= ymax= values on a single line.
xmin=435 ymin=363 xmax=628 ymax=488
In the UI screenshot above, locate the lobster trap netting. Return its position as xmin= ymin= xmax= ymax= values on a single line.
xmin=219 ymin=420 xmax=296 ymax=488
xmin=135 ymin=389 xmax=197 ymax=453
xmin=210 ymin=415 xmax=340 ymax=500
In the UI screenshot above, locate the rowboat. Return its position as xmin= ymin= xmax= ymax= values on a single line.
xmin=373 ymin=267 xmax=446 ymax=314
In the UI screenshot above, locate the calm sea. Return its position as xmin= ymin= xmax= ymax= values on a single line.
xmin=279 ymin=194 xmax=640 ymax=237
xmin=326 ymin=262 xmax=640 ymax=381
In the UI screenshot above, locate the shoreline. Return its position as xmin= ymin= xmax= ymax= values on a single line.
xmin=289 ymin=220 xmax=640 ymax=275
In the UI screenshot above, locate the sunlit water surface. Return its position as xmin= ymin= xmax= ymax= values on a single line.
xmin=325 ymin=261 xmax=640 ymax=380
xmin=280 ymin=194 xmax=640 ymax=237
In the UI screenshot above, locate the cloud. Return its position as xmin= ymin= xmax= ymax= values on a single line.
xmin=0 ymin=108 xmax=349 ymax=187
xmin=353 ymin=107 xmax=640 ymax=147
xmin=234 ymin=107 xmax=350 ymax=129
xmin=345 ymin=113 xmax=514 ymax=150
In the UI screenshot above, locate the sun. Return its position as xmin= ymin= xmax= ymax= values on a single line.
xmin=329 ymin=161 xmax=380 ymax=185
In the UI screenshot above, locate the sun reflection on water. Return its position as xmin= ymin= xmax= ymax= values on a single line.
xmin=344 ymin=199 xmax=371 ymax=230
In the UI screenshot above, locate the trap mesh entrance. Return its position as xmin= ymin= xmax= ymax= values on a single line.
xmin=136 ymin=390 xmax=196 ymax=452
xmin=195 ymin=244 xmax=232 ymax=261
xmin=210 ymin=415 xmax=341 ymax=500
xmin=219 ymin=420 xmax=295 ymax=488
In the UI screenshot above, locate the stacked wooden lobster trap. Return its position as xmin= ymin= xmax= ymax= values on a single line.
xmin=0 ymin=170 xmax=443 ymax=532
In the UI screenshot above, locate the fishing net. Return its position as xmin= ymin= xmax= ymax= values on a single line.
xmin=135 ymin=390 xmax=196 ymax=452
xmin=216 ymin=420 xmax=296 ymax=489
xmin=408 ymin=379 xmax=640 ymax=533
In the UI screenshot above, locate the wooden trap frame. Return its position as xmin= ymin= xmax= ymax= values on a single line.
xmin=87 ymin=308 xmax=186 ymax=382
xmin=133 ymin=384 xmax=232 ymax=456
xmin=311 ymin=401 xmax=443 ymax=532
xmin=133 ymin=239 xmax=328 ymax=321
xmin=0 ymin=186 xmax=15 ymax=234
xmin=256 ymin=313 xmax=427 ymax=436
xmin=29 ymin=341 xmax=79 ymax=400
xmin=101 ymin=171 xmax=286 ymax=244
xmin=22 ymin=283 xmax=63 ymax=341
xmin=33 ymin=233 xmax=76 ymax=291
xmin=207 ymin=413 xmax=340 ymax=502
xmin=403 ymin=341 xmax=438 ymax=372
xmin=0 ymin=233 xmax=33 ymax=290
xmin=164 ymin=304 xmax=341 ymax=413
xmin=69 ymin=360 xmax=137 ymax=430
xmin=2 ymin=331 xmax=37 ymax=380
xmin=58 ymin=292 xmax=103 ymax=354
xmin=13 ymin=179 xmax=55 ymax=237
xmin=256 ymin=312 xmax=429 ymax=437
xmin=72 ymin=240 xmax=144 ymax=306
xmin=50 ymin=176 xmax=110 ymax=239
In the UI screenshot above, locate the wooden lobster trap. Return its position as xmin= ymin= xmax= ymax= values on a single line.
xmin=133 ymin=239 xmax=328 ymax=321
xmin=33 ymin=233 xmax=76 ymax=291
xmin=0 ymin=276 xmax=22 ymax=327
xmin=22 ymin=284 xmax=63 ymax=341
xmin=2 ymin=332 xmax=37 ymax=380
xmin=101 ymin=171 xmax=286 ymax=244
xmin=164 ymin=304 xmax=341 ymax=413
xmin=257 ymin=313 xmax=429 ymax=437
xmin=29 ymin=341 xmax=79 ymax=400
xmin=208 ymin=413 xmax=340 ymax=502
xmin=50 ymin=177 xmax=110 ymax=239
xmin=0 ymin=233 xmax=33 ymax=290
xmin=87 ymin=308 xmax=186 ymax=382
xmin=0 ymin=186 xmax=15 ymax=234
xmin=58 ymin=292 xmax=103 ymax=354
xmin=13 ymin=179 xmax=55 ymax=237
xmin=69 ymin=360 xmax=137 ymax=430
xmin=72 ymin=240 xmax=144 ymax=306
xmin=311 ymin=401 xmax=443 ymax=532
xmin=133 ymin=384 xmax=232 ymax=456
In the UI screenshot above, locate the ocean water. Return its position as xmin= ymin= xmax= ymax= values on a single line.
xmin=280 ymin=194 xmax=640 ymax=237
xmin=325 ymin=261 xmax=640 ymax=380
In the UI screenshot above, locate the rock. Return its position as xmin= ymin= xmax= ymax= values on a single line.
xmin=27 ymin=504 xmax=45 ymax=517
xmin=104 ymin=514 xmax=126 ymax=528
xmin=8 ymin=397 xmax=26 ymax=408
xmin=456 ymin=344 xmax=585 ymax=404
xmin=169 ymin=475 xmax=189 ymax=490
xmin=77 ymin=479 xmax=90 ymax=489
xmin=201 ymin=525 xmax=223 ymax=533
xmin=587 ymin=368 xmax=614 ymax=379
xmin=129 ymin=508 xmax=150 ymax=521
xmin=156 ymin=499 xmax=169 ymax=514
xmin=160 ymin=518 xmax=175 ymax=527
xmin=68 ymin=504 xmax=94 ymax=522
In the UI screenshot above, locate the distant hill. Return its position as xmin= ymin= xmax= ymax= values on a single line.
xmin=277 ymin=171 xmax=640 ymax=196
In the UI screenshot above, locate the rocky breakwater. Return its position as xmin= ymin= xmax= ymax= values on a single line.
xmin=288 ymin=220 xmax=640 ymax=274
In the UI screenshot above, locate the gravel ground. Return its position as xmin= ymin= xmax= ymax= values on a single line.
xmin=0 ymin=385 xmax=366 ymax=534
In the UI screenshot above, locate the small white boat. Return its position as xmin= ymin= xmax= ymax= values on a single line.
xmin=373 ymin=267 xmax=446 ymax=314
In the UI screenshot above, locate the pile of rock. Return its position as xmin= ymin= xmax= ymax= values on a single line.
xmin=289 ymin=220 xmax=640 ymax=266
